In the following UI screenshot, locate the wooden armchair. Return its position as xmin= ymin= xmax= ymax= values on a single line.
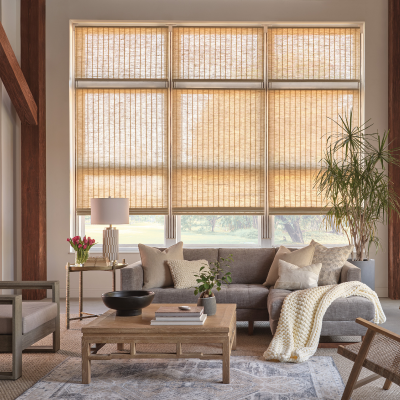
xmin=0 ymin=281 xmax=60 ymax=380
xmin=338 ymin=317 xmax=400 ymax=399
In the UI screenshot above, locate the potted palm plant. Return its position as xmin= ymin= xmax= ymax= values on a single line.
xmin=315 ymin=112 xmax=400 ymax=289
xmin=193 ymin=255 xmax=233 ymax=316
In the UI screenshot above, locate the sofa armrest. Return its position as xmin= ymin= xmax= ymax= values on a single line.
xmin=121 ymin=261 xmax=144 ymax=290
xmin=341 ymin=261 xmax=361 ymax=283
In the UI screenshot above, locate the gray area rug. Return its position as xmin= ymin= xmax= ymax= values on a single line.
xmin=17 ymin=356 xmax=345 ymax=400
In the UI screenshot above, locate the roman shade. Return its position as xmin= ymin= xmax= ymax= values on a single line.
xmin=75 ymin=26 xmax=168 ymax=80
xmin=268 ymin=27 xmax=361 ymax=80
xmin=172 ymin=27 xmax=264 ymax=80
xmin=75 ymin=88 xmax=168 ymax=215
xmin=172 ymin=89 xmax=265 ymax=214
xmin=267 ymin=27 xmax=361 ymax=213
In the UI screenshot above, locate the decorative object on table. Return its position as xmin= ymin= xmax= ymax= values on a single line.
xmin=310 ymin=240 xmax=353 ymax=286
xmin=167 ymin=259 xmax=211 ymax=289
xmin=193 ymin=254 xmax=233 ymax=316
xmin=263 ymin=281 xmax=386 ymax=363
xmin=138 ymin=241 xmax=184 ymax=289
xmin=314 ymin=112 xmax=400 ymax=290
xmin=90 ymin=197 xmax=129 ymax=264
xmin=65 ymin=262 xmax=128 ymax=329
xmin=150 ymin=305 xmax=206 ymax=325
xmin=83 ymin=256 xmax=111 ymax=267
xmin=274 ymin=259 xmax=322 ymax=290
xmin=263 ymin=244 xmax=315 ymax=287
xmin=67 ymin=235 xmax=96 ymax=266
xmin=101 ymin=290 xmax=155 ymax=316
xmin=338 ymin=317 xmax=400 ymax=400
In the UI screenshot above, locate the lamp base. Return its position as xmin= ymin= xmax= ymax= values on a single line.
xmin=103 ymin=226 xmax=119 ymax=263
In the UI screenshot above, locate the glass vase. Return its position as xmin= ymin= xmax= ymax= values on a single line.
xmin=75 ymin=248 xmax=89 ymax=266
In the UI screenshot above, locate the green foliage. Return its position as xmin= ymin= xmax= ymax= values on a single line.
xmin=193 ymin=255 xmax=233 ymax=298
xmin=315 ymin=112 xmax=400 ymax=260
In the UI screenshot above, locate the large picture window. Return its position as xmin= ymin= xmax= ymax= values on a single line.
xmin=72 ymin=23 xmax=363 ymax=248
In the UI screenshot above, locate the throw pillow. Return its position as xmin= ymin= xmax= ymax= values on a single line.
xmin=138 ymin=242 xmax=184 ymax=289
xmin=310 ymin=240 xmax=353 ymax=286
xmin=167 ymin=259 xmax=210 ymax=289
xmin=263 ymin=244 xmax=315 ymax=287
xmin=274 ymin=259 xmax=322 ymax=290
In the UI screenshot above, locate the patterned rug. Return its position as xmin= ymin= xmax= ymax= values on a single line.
xmin=17 ymin=356 xmax=345 ymax=400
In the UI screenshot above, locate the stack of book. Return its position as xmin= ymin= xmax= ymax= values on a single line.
xmin=150 ymin=306 xmax=207 ymax=326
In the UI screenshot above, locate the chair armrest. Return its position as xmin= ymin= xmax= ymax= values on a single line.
xmin=0 ymin=295 xmax=22 ymax=335
xmin=0 ymin=281 xmax=59 ymax=304
xmin=121 ymin=262 xmax=144 ymax=291
xmin=341 ymin=261 xmax=361 ymax=283
xmin=356 ymin=318 xmax=400 ymax=343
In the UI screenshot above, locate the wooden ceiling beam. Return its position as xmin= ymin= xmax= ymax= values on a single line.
xmin=0 ymin=20 xmax=37 ymax=125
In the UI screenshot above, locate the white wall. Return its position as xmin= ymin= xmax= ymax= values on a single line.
xmin=0 ymin=0 xmax=21 ymax=294
xmin=46 ymin=0 xmax=389 ymax=298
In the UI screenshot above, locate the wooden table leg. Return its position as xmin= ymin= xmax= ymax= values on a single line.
xmin=383 ymin=379 xmax=392 ymax=390
xmin=66 ymin=263 xmax=70 ymax=329
xmin=233 ymin=315 xmax=237 ymax=350
xmin=117 ymin=343 xmax=124 ymax=351
xmin=82 ymin=338 xmax=91 ymax=384
xmin=79 ymin=271 xmax=83 ymax=320
xmin=222 ymin=338 xmax=230 ymax=384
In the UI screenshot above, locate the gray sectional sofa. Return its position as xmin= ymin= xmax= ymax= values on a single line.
xmin=121 ymin=247 xmax=375 ymax=337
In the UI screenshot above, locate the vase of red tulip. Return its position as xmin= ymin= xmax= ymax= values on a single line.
xmin=67 ymin=236 xmax=96 ymax=266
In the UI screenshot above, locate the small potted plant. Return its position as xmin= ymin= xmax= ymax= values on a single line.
xmin=67 ymin=236 xmax=96 ymax=266
xmin=193 ymin=255 xmax=233 ymax=316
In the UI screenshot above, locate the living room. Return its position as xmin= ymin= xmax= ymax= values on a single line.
xmin=1 ymin=0 xmax=400 ymax=398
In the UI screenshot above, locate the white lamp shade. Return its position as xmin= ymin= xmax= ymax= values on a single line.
xmin=91 ymin=198 xmax=129 ymax=225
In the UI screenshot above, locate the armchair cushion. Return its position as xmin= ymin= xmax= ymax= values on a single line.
xmin=0 ymin=302 xmax=57 ymax=334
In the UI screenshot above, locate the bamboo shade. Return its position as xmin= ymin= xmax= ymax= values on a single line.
xmin=172 ymin=27 xmax=264 ymax=80
xmin=75 ymin=27 xmax=168 ymax=79
xmin=268 ymin=28 xmax=361 ymax=80
xmin=268 ymin=89 xmax=359 ymax=213
xmin=75 ymin=89 xmax=168 ymax=214
xmin=172 ymin=89 xmax=265 ymax=214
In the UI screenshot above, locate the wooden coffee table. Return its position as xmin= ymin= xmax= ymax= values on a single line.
xmin=81 ymin=303 xmax=236 ymax=384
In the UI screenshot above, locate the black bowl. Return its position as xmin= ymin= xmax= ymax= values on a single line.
xmin=101 ymin=290 xmax=155 ymax=316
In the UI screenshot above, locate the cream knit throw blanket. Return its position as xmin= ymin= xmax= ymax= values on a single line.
xmin=264 ymin=281 xmax=386 ymax=363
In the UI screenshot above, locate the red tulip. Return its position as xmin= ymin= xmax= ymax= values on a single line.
xmin=78 ymin=244 xmax=82 ymax=248
xmin=67 ymin=238 xmax=70 ymax=242
xmin=83 ymin=245 xmax=87 ymax=250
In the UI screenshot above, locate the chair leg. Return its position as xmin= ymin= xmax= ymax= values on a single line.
xmin=341 ymin=329 xmax=376 ymax=400
xmin=53 ymin=315 xmax=60 ymax=352
xmin=383 ymin=379 xmax=392 ymax=390
xmin=248 ymin=321 xmax=254 ymax=335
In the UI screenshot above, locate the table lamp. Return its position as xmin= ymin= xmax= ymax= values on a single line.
xmin=90 ymin=197 xmax=129 ymax=264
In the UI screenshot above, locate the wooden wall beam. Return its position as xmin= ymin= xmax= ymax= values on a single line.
xmin=0 ymin=21 xmax=37 ymax=125
xmin=388 ymin=0 xmax=400 ymax=299
xmin=21 ymin=0 xmax=46 ymax=300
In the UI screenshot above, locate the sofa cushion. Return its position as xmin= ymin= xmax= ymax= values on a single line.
xmin=263 ymin=245 xmax=315 ymax=287
xmin=267 ymin=288 xmax=375 ymax=322
xmin=183 ymin=248 xmax=219 ymax=265
xmin=167 ymin=259 xmax=210 ymax=289
xmin=274 ymin=260 xmax=322 ymax=290
xmin=151 ymin=283 xmax=269 ymax=310
xmin=218 ymin=248 xmax=275 ymax=284
xmin=0 ymin=302 xmax=58 ymax=334
xmin=139 ymin=242 xmax=184 ymax=289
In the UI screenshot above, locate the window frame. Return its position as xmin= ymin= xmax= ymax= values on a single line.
xmin=69 ymin=20 xmax=365 ymax=252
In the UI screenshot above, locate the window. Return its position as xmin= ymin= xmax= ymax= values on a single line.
xmin=179 ymin=215 xmax=259 ymax=245
xmin=272 ymin=215 xmax=348 ymax=247
xmin=82 ymin=216 xmax=165 ymax=248
xmin=72 ymin=23 xmax=363 ymax=249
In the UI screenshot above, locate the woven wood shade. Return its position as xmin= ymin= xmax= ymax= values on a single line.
xmin=75 ymin=88 xmax=168 ymax=215
xmin=268 ymin=89 xmax=359 ymax=213
xmin=172 ymin=89 xmax=265 ymax=214
xmin=172 ymin=27 xmax=264 ymax=80
xmin=268 ymin=28 xmax=361 ymax=80
xmin=75 ymin=27 xmax=168 ymax=80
